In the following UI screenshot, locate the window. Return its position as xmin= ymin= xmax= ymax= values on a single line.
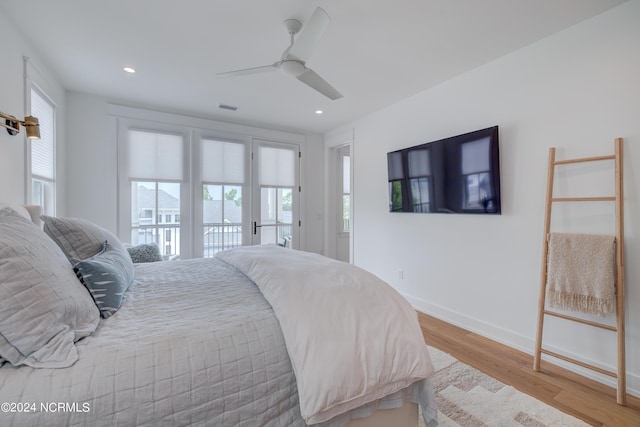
xmin=203 ymin=184 xmax=243 ymax=256
xmin=128 ymin=130 xmax=184 ymax=257
xmin=201 ymin=139 xmax=245 ymax=256
xmin=115 ymin=106 xmax=303 ymax=259
xmin=30 ymin=88 xmax=55 ymax=215
xmin=341 ymin=151 xmax=350 ymax=232
xmin=131 ymin=181 xmax=181 ymax=256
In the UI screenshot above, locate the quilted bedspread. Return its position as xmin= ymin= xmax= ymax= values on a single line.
xmin=0 ymin=256 xmax=437 ymax=426
xmin=217 ymin=245 xmax=435 ymax=424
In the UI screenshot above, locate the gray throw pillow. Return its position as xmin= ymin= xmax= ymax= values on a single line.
xmin=72 ymin=241 xmax=135 ymax=318
xmin=0 ymin=208 xmax=100 ymax=368
xmin=41 ymin=215 xmax=128 ymax=260
xmin=127 ymin=243 xmax=162 ymax=263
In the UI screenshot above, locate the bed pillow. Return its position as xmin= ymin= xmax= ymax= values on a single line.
xmin=0 ymin=203 xmax=31 ymax=221
xmin=0 ymin=208 xmax=100 ymax=368
xmin=127 ymin=243 xmax=162 ymax=263
xmin=72 ymin=242 xmax=135 ymax=318
xmin=41 ymin=215 xmax=128 ymax=260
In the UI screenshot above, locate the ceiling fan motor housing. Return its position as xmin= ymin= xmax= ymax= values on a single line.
xmin=284 ymin=19 xmax=302 ymax=35
xmin=280 ymin=60 xmax=306 ymax=76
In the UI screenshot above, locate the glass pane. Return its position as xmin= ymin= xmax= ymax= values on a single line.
xmin=132 ymin=181 xmax=155 ymax=247
xmin=157 ymin=182 xmax=180 ymax=256
xmin=342 ymin=195 xmax=350 ymax=232
xmin=259 ymin=187 xmax=293 ymax=244
xmin=131 ymin=181 xmax=181 ymax=258
xmin=259 ymin=187 xmax=277 ymax=245
xmin=31 ymin=178 xmax=55 ymax=216
xmin=260 ymin=187 xmax=277 ymax=226
xmin=278 ymin=188 xmax=293 ymax=241
xmin=203 ymin=184 xmax=243 ymax=256
xmin=32 ymin=180 xmax=43 ymax=207
xmin=278 ymin=188 xmax=292 ymax=225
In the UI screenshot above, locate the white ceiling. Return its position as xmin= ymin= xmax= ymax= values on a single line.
xmin=1 ymin=0 xmax=627 ymax=134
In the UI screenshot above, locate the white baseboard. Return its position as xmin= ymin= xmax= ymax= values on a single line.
xmin=404 ymin=293 xmax=640 ymax=399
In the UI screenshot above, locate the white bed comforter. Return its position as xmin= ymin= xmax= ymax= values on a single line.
xmin=216 ymin=245 xmax=435 ymax=424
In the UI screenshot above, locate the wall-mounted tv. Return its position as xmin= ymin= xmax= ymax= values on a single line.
xmin=387 ymin=126 xmax=501 ymax=214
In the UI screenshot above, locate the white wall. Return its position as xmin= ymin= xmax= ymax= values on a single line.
xmin=0 ymin=12 xmax=66 ymax=211
xmin=65 ymin=93 xmax=325 ymax=253
xmin=327 ymin=1 xmax=640 ymax=395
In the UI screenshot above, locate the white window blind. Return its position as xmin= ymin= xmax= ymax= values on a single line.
xmin=128 ymin=130 xmax=183 ymax=180
xmin=408 ymin=149 xmax=431 ymax=177
xmin=462 ymin=137 xmax=490 ymax=174
xmin=201 ymin=139 xmax=244 ymax=183
xmin=342 ymin=155 xmax=350 ymax=193
xmin=260 ymin=146 xmax=295 ymax=187
xmin=30 ymin=89 xmax=54 ymax=179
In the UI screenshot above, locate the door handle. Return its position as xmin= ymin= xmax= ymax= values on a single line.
xmin=253 ymin=221 xmax=263 ymax=235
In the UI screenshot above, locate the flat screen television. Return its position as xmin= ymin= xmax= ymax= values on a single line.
xmin=387 ymin=126 xmax=501 ymax=214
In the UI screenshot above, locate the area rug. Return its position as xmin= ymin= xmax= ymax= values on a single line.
xmin=419 ymin=346 xmax=589 ymax=426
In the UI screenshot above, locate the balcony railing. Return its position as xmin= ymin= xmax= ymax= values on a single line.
xmin=134 ymin=222 xmax=292 ymax=258
xmin=204 ymin=222 xmax=243 ymax=257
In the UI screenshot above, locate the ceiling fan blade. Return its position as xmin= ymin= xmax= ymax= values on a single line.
xmin=216 ymin=64 xmax=278 ymax=79
xmin=296 ymin=68 xmax=343 ymax=100
xmin=287 ymin=7 xmax=330 ymax=63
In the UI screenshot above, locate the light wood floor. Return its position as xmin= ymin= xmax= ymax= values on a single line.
xmin=418 ymin=312 xmax=640 ymax=427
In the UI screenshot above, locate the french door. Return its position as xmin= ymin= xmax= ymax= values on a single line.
xmin=251 ymin=140 xmax=300 ymax=249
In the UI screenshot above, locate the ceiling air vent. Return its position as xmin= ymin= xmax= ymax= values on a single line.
xmin=219 ymin=104 xmax=238 ymax=111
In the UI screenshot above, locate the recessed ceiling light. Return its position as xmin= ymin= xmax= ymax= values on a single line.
xmin=123 ymin=67 xmax=136 ymax=74
xmin=315 ymin=110 xmax=323 ymax=115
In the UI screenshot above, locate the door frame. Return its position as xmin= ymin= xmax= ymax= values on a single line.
xmin=250 ymin=138 xmax=301 ymax=249
xmin=325 ymin=129 xmax=354 ymax=262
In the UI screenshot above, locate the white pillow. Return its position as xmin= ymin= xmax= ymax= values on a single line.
xmin=0 ymin=203 xmax=31 ymax=221
xmin=41 ymin=215 xmax=128 ymax=260
xmin=0 ymin=208 xmax=100 ymax=368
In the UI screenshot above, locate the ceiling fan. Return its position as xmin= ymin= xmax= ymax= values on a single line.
xmin=216 ymin=7 xmax=343 ymax=100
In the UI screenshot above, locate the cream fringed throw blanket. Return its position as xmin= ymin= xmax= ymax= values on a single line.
xmin=546 ymin=233 xmax=616 ymax=316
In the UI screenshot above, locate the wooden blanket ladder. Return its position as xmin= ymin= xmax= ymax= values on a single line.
xmin=533 ymin=138 xmax=626 ymax=405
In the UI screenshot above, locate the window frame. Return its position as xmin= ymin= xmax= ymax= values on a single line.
xmin=113 ymin=105 xmax=304 ymax=259
xmin=117 ymin=119 xmax=192 ymax=258
xmin=28 ymin=86 xmax=56 ymax=215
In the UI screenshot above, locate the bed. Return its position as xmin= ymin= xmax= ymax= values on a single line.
xmin=0 ymin=205 xmax=438 ymax=426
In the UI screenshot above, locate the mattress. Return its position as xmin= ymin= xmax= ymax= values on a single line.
xmin=0 ymin=256 xmax=436 ymax=426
